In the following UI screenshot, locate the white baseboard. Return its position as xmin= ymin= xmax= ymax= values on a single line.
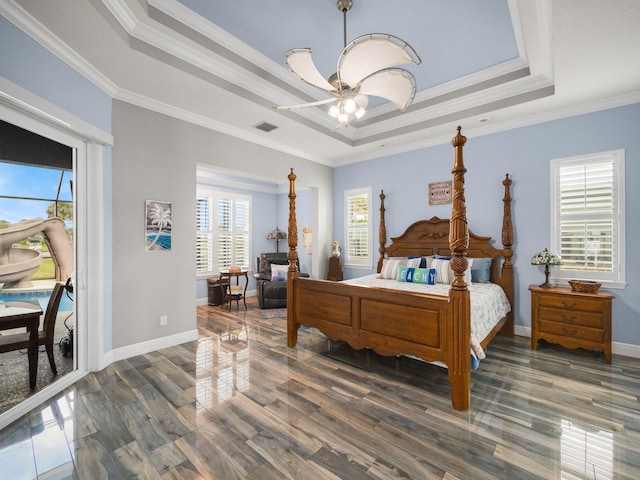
xmin=104 ymin=329 xmax=199 ymax=366
xmin=514 ymin=325 xmax=640 ymax=359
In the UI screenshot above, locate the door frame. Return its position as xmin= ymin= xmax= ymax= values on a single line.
xmin=0 ymin=79 xmax=112 ymax=429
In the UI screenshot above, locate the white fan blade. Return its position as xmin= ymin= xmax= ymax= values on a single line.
xmin=337 ymin=34 xmax=421 ymax=88
xmin=357 ymin=69 xmax=417 ymax=111
xmin=285 ymin=48 xmax=336 ymax=92
xmin=274 ymin=97 xmax=337 ymax=110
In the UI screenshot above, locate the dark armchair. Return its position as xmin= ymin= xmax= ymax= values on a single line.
xmin=254 ymin=252 xmax=307 ymax=309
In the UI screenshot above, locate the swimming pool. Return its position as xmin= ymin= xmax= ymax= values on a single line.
xmin=0 ymin=289 xmax=74 ymax=312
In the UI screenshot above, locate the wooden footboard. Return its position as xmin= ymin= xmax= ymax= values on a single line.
xmin=288 ymin=278 xmax=449 ymax=357
xmin=287 ymin=276 xmax=473 ymax=410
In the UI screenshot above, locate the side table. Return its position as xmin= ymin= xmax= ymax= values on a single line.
xmin=530 ymin=284 xmax=614 ymax=363
xmin=220 ymin=270 xmax=249 ymax=310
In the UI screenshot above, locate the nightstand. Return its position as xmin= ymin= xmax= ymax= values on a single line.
xmin=327 ymin=256 xmax=343 ymax=281
xmin=530 ymin=285 xmax=614 ymax=363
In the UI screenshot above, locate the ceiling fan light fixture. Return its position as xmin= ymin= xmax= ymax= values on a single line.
xmin=343 ymin=97 xmax=357 ymax=113
xmin=275 ymin=0 xmax=421 ymax=128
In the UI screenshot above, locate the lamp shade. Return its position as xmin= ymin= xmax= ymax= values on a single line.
xmin=267 ymin=227 xmax=287 ymax=240
xmin=531 ymin=248 xmax=562 ymax=266
xmin=531 ymin=248 xmax=561 ymax=288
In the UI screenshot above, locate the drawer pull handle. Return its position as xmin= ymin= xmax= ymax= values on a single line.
xmin=562 ymin=315 xmax=577 ymax=323
xmin=561 ymin=301 xmax=577 ymax=308
xmin=562 ymin=328 xmax=578 ymax=336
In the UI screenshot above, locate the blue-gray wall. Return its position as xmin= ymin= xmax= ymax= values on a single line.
xmin=334 ymin=103 xmax=640 ymax=348
xmin=0 ymin=16 xmax=112 ymax=133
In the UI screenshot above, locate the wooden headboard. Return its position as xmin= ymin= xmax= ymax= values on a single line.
xmin=381 ymin=216 xmax=506 ymax=282
xmin=376 ymin=174 xmax=515 ymax=336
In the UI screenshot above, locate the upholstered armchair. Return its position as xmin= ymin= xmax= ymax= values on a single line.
xmin=254 ymin=252 xmax=307 ymax=309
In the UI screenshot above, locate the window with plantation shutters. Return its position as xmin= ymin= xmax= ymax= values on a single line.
xmin=196 ymin=196 xmax=213 ymax=273
xmin=196 ymin=188 xmax=251 ymax=275
xmin=550 ymin=150 xmax=625 ymax=287
xmin=344 ymin=187 xmax=372 ymax=269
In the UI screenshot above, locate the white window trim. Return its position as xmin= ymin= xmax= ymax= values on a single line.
xmin=549 ymin=149 xmax=626 ymax=289
xmin=196 ymin=186 xmax=252 ymax=278
xmin=343 ymin=186 xmax=373 ymax=269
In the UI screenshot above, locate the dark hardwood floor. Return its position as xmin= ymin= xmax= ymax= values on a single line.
xmin=0 ymin=297 xmax=638 ymax=479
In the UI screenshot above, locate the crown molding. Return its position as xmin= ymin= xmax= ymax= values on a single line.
xmin=0 ymin=0 xmax=119 ymax=97
xmin=334 ymin=91 xmax=640 ymax=166
xmin=115 ymin=88 xmax=332 ymax=166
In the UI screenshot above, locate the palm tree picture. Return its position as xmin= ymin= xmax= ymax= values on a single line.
xmin=145 ymin=200 xmax=172 ymax=251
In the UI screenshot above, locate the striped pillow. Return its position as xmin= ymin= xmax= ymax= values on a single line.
xmin=378 ymin=257 xmax=421 ymax=279
xmin=431 ymin=258 xmax=473 ymax=284
xmin=431 ymin=258 xmax=452 ymax=284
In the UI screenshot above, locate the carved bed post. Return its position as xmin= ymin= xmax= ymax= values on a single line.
xmin=287 ymin=168 xmax=300 ymax=347
xmin=377 ymin=190 xmax=387 ymax=273
xmin=501 ymin=174 xmax=515 ymax=337
xmin=448 ymin=126 xmax=471 ymax=411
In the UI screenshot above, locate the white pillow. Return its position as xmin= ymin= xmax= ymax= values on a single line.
xmin=406 ymin=257 xmax=422 ymax=269
xmin=431 ymin=258 xmax=451 ymax=284
xmin=431 ymin=258 xmax=473 ymax=284
xmin=378 ymin=257 xmax=421 ymax=279
xmin=270 ymin=264 xmax=288 ymax=282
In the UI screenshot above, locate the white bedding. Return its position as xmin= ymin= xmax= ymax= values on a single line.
xmin=342 ymin=274 xmax=511 ymax=360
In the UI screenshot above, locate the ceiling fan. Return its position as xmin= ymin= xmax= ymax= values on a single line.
xmin=275 ymin=0 xmax=422 ymax=128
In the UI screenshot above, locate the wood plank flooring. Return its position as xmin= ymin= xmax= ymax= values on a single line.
xmin=0 ymin=297 xmax=639 ymax=479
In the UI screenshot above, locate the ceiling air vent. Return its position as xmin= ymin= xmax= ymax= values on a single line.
xmin=253 ymin=121 xmax=278 ymax=133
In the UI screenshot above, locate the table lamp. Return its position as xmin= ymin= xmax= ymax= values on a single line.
xmin=531 ymin=248 xmax=562 ymax=288
xmin=267 ymin=227 xmax=287 ymax=252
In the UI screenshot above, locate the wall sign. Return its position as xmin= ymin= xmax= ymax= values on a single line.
xmin=428 ymin=181 xmax=452 ymax=205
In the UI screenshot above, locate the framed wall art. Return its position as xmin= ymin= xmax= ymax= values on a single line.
xmin=428 ymin=181 xmax=452 ymax=205
xmin=145 ymin=200 xmax=172 ymax=251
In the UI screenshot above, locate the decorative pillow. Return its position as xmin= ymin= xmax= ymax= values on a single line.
xmin=431 ymin=258 xmax=473 ymax=284
xmin=409 ymin=256 xmax=432 ymax=268
xmin=431 ymin=258 xmax=451 ymax=284
xmin=379 ymin=259 xmax=403 ymax=279
xmin=470 ymin=257 xmax=492 ymax=283
xmin=406 ymin=257 xmax=422 ymax=269
xmin=412 ymin=267 xmax=436 ymax=285
xmin=379 ymin=257 xmax=421 ymax=279
xmin=396 ymin=265 xmax=416 ymax=282
xmin=270 ymin=264 xmax=288 ymax=282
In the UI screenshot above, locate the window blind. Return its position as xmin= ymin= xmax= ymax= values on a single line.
xmin=344 ymin=188 xmax=372 ymax=268
xmin=558 ymin=160 xmax=614 ymax=272
xmin=550 ymin=149 xmax=624 ymax=286
xmin=196 ymin=196 xmax=213 ymax=273
xmin=196 ymin=190 xmax=251 ymax=275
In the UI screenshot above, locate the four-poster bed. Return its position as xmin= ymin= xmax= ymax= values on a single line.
xmin=285 ymin=127 xmax=515 ymax=411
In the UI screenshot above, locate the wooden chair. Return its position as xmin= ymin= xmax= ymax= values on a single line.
xmin=0 ymin=282 xmax=66 ymax=375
